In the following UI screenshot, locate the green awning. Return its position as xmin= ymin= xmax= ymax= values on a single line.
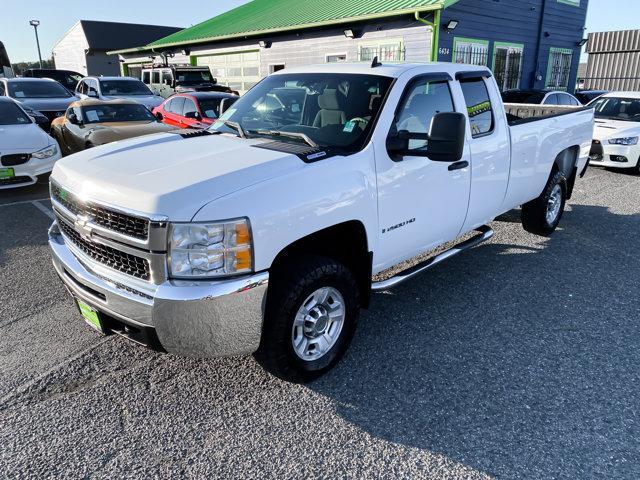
xmin=112 ymin=0 xmax=459 ymax=53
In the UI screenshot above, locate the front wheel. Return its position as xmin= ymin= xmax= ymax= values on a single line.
xmin=521 ymin=169 xmax=567 ymax=236
xmin=255 ymin=255 xmax=360 ymax=383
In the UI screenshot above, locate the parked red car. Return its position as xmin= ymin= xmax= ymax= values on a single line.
xmin=152 ymin=92 xmax=238 ymax=129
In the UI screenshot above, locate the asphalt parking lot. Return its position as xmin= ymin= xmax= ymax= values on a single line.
xmin=0 ymin=167 xmax=639 ymax=479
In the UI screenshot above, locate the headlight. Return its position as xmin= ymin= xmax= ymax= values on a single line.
xmin=31 ymin=144 xmax=58 ymax=159
xmin=608 ymin=137 xmax=639 ymax=145
xmin=169 ymin=219 xmax=253 ymax=278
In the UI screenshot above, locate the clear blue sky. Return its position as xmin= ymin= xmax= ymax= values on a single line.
xmin=1 ymin=0 xmax=637 ymax=63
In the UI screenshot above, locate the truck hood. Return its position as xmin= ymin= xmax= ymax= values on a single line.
xmin=0 ymin=123 xmax=51 ymax=152
xmin=594 ymin=119 xmax=640 ymax=141
xmin=51 ymin=132 xmax=305 ymax=221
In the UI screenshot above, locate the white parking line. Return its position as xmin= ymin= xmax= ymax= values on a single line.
xmin=0 ymin=197 xmax=50 ymax=208
xmin=31 ymin=200 xmax=56 ymax=221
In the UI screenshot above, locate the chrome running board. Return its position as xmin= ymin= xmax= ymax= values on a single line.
xmin=371 ymin=225 xmax=494 ymax=292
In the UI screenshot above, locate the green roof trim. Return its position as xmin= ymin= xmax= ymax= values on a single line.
xmin=111 ymin=0 xmax=460 ymax=54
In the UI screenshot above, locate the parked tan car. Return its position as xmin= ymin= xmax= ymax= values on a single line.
xmin=51 ymin=99 xmax=176 ymax=155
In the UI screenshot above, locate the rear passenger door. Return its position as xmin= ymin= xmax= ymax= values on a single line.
xmin=457 ymin=74 xmax=511 ymax=231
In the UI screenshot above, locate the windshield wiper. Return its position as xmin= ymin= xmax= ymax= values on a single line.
xmin=250 ymin=129 xmax=318 ymax=148
xmin=222 ymin=120 xmax=247 ymax=139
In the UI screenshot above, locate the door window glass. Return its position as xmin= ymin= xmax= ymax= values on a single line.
xmin=544 ymin=94 xmax=559 ymax=105
xmin=393 ymin=80 xmax=455 ymax=151
xmin=460 ymin=78 xmax=494 ymax=137
xmin=151 ymin=71 xmax=160 ymax=84
xmin=182 ymin=98 xmax=197 ymax=116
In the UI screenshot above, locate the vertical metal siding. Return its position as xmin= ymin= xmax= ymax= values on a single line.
xmin=585 ymin=30 xmax=640 ymax=90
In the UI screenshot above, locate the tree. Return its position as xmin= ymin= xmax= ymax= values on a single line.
xmin=12 ymin=58 xmax=55 ymax=76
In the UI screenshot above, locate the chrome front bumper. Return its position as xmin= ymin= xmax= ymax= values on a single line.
xmin=49 ymin=222 xmax=269 ymax=357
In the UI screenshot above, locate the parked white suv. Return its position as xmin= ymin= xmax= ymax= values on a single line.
xmin=588 ymin=92 xmax=640 ymax=173
xmin=48 ymin=62 xmax=593 ymax=382
xmin=75 ymin=76 xmax=164 ymax=110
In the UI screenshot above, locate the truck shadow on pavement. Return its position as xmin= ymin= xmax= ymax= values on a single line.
xmin=308 ymin=204 xmax=640 ymax=479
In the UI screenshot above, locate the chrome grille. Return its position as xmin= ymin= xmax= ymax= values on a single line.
xmin=57 ymin=217 xmax=151 ymax=281
xmin=51 ymin=183 xmax=149 ymax=240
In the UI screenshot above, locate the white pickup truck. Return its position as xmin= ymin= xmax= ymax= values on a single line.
xmin=48 ymin=62 xmax=594 ymax=382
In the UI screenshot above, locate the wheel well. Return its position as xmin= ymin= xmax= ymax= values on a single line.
xmin=554 ymin=146 xmax=580 ymax=199
xmin=270 ymin=221 xmax=372 ymax=308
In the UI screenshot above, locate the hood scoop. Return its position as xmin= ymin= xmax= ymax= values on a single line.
xmin=170 ymin=128 xmax=217 ymax=139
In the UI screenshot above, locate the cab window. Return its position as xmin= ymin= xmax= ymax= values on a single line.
xmin=393 ymin=79 xmax=455 ymax=151
xmin=151 ymin=71 xmax=160 ymax=84
xmin=460 ymin=78 xmax=494 ymax=137
xmin=142 ymin=71 xmax=151 ymax=84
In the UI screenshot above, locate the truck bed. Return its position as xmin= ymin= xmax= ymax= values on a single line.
xmin=504 ymin=103 xmax=590 ymax=125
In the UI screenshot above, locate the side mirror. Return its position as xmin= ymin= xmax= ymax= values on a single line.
xmin=67 ymin=112 xmax=79 ymax=125
xmin=426 ymin=112 xmax=466 ymax=162
xmin=386 ymin=112 xmax=466 ymax=162
xmin=184 ymin=111 xmax=201 ymax=120
xmin=155 ymin=111 xmax=163 ymax=121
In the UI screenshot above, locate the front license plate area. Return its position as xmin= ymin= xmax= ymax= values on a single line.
xmin=76 ymin=299 xmax=104 ymax=333
xmin=0 ymin=168 xmax=15 ymax=179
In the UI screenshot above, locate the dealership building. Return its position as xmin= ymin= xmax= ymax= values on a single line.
xmin=112 ymin=0 xmax=589 ymax=94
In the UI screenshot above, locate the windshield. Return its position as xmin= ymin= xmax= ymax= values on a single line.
xmin=591 ymin=97 xmax=640 ymax=122
xmin=80 ymin=103 xmax=155 ymax=124
xmin=0 ymin=102 xmax=31 ymax=125
xmin=8 ymin=81 xmax=71 ymax=99
xmin=99 ymin=79 xmax=152 ymax=96
xmin=501 ymin=91 xmax=546 ymax=104
xmin=210 ymin=73 xmax=393 ymax=152
xmin=176 ymin=70 xmax=213 ymax=85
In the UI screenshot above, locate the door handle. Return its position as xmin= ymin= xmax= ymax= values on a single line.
xmin=448 ymin=161 xmax=469 ymax=171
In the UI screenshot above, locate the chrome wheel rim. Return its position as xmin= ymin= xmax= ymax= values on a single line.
xmin=291 ymin=287 xmax=345 ymax=362
xmin=546 ymin=184 xmax=563 ymax=224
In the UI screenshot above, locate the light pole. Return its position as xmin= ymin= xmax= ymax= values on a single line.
xmin=29 ymin=20 xmax=42 ymax=68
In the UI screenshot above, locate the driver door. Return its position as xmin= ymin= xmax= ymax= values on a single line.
xmin=373 ymin=75 xmax=472 ymax=270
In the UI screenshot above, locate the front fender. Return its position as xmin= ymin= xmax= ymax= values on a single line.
xmin=192 ymin=147 xmax=379 ymax=272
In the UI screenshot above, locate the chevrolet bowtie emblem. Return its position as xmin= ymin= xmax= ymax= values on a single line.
xmin=74 ymin=215 xmax=93 ymax=240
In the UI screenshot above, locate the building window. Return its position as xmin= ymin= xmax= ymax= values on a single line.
xmin=453 ymin=37 xmax=489 ymax=66
xmin=558 ymin=0 xmax=580 ymax=5
xmin=326 ymin=54 xmax=347 ymax=63
xmin=492 ymin=42 xmax=524 ymax=91
xmin=546 ymin=48 xmax=573 ymax=90
xmin=358 ymin=39 xmax=404 ymax=62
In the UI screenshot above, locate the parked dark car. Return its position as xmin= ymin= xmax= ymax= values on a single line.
xmin=575 ymin=90 xmax=609 ymax=105
xmin=0 ymin=78 xmax=78 ymax=125
xmin=19 ymin=104 xmax=51 ymax=131
xmin=501 ymin=89 xmax=582 ymax=106
xmin=23 ymin=68 xmax=84 ymax=93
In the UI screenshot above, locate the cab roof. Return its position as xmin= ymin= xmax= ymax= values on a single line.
xmin=271 ymin=62 xmax=491 ymax=79
xmin=601 ymin=91 xmax=640 ymax=99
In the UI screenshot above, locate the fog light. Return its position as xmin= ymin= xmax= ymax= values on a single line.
xmin=610 ymin=155 xmax=628 ymax=163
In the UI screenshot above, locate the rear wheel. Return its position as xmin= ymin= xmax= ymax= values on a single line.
xmin=255 ymin=255 xmax=360 ymax=383
xmin=522 ymin=169 xmax=567 ymax=236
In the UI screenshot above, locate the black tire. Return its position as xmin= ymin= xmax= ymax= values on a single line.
xmin=255 ymin=255 xmax=360 ymax=383
xmin=522 ymin=169 xmax=567 ymax=236
xmin=632 ymin=157 xmax=640 ymax=175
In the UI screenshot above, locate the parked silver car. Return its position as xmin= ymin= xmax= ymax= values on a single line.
xmin=75 ymin=76 xmax=164 ymax=110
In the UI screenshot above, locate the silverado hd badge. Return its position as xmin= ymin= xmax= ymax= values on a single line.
xmin=382 ymin=218 xmax=416 ymax=234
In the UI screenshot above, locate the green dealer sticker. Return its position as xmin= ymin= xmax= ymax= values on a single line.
xmin=0 ymin=168 xmax=15 ymax=179
xmin=77 ymin=300 xmax=102 ymax=331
